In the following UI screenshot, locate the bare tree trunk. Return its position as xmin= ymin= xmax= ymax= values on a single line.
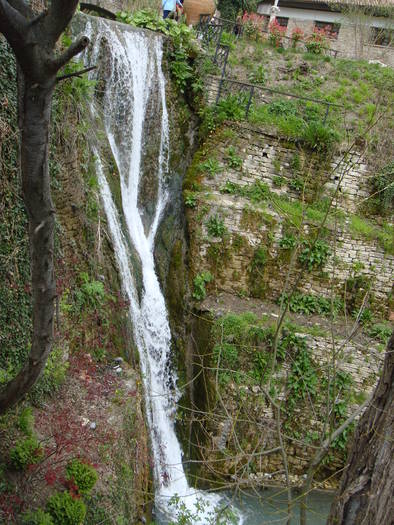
xmin=0 ymin=0 xmax=88 ymax=414
xmin=327 ymin=332 xmax=394 ymax=525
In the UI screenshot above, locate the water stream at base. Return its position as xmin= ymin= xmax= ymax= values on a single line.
xmin=81 ymin=17 xmax=240 ymax=523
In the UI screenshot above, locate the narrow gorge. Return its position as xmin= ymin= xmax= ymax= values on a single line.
xmin=0 ymin=2 xmax=392 ymax=524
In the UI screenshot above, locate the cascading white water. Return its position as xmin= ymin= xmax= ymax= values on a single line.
xmin=80 ymin=17 xmax=241 ymax=523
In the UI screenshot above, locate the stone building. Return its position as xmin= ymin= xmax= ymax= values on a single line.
xmin=257 ymin=0 xmax=394 ymax=66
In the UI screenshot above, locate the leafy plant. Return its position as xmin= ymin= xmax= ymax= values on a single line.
xmin=280 ymin=291 xmax=343 ymax=316
xmin=291 ymin=27 xmax=304 ymax=48
xmin=305 ymin=27 xmax=330 ymax=54
xmin=248 ymin=64 xmax=266 ymax=86
xmin=369 ymin=161 xmax=394 ymax=213
xmin=184 ymin=191 xmax=197 ymax=208
xmin=367 ymin=323 xmax=392 ymax=344
xmin=74 ymin=272 xmax=105 ymax=310
xmin=170 ymin=49 xmax=193 ymax=93
xmin=301 ymin=121 xmax=340 ymax=151
xmin=22 ymin=509 xmax=54 ymax=525
xmin=289 ymin=176 xmax=304 ymax=192
xmin=199 ymin=158 xmax=221 ymax=178
xmin=206 ymin=215 xmax=227 ymax=237
xmin=10 ymin=436 xmax=43 ymax=470
xmin=47 ymin=492 xmax=86 ymax=525
xmin=287 ymin=337 xmax=317 ymax=408
xmin=17 ymin=407 xmax=34 ymax=436
xmin=279 ymin=233 xmax=297 ymax=250
xmin=268 ymin=19 xmax=286 ymax=48
xmin=65 ymin=459 xmax=98 ymax=496
xmin=192 ymin=271 xmax=213 ymax=300
xmin=226 ymin=146 xmax=243 ymax=170
xmin=298 ymin=240 xmax=331 ymax=270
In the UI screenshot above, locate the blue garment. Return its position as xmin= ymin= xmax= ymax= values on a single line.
xmin=162 ymin=0 xmax=176 ymax=11
xmin=162 ymin=0 xmax=181 ymax=12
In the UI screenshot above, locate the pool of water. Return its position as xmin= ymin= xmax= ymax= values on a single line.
xmin=232 ymin=487 xmax=333 ymax=524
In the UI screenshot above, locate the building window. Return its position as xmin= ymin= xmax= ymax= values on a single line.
xmin=276 ymin=17 xmax=289 ymax=28
xmin=371 ymin=27 xmax=393 ymax=47
xmin=314 ymin=21 xmax=340 ymax=39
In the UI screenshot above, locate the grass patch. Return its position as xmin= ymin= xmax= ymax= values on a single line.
xmin=350 ymin=216 xmax=394 ymax=254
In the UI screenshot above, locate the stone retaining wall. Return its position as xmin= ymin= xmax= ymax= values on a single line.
xmin=188 ymin=123 xmax=393 ymax=310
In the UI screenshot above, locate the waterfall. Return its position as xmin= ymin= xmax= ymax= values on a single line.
xmin=80 ymin=16 xmax=240 ymax=523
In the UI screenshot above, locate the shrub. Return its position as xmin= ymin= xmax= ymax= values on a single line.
xmin=184 ymin=191 xmax=197 ymax=208
xmin=206 ymin=215 xmax=227 ymax=237
xmin=192 ymin=271 xmax=213 ymax=300
xmin=367 ymin=323 xmax=392 ymax=344
xmin=217 ymin=94 xmax=247 ymax=122
xmin=225 ymin=146 xmax=243 ymax=169
xmin=47 ymin=492 xmax=86 ymax=525
xmin=17 ymin=407 xmax=34 ymax=436
xmin=75 ymin=272 xmax=105 ymax=310
xmin=301 ymin=121 xmax=340 ymax=151
xmin=268 ymin=19 xmax=286 ymax=48
xmin=298 ymin=240 xmax=330 ymax=270
xmin=370 ymin=161 xmax=394 ymax=214
xmin=22 ymin=510 xmax=54 ymax=525
xmin=291 ymin=27 xmax=304 ymax=48
xmin=242 ymin=12 xmax=266 ymax=41
xmin=10 ymin=437 xmax=43 ymax=470
xmin=305 ymin=27 xmax=329 ymax=54
xmin=66 ymin=459 xmax=98 ymax=496
xmin=198 ymin=158 xmax=221 ymax=178
xmin=248 ymin=64 xmax=266 ymax=86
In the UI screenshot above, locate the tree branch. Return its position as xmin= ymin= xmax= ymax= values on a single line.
xmin=44 ymin=0 xmax=80 ymax=45
xmin=49 ymin=36 xmax=90 ymax=73
xmin=6 ymin=0 xmax=32 ymax=18
xmin=0 ymin=0 xmax=29 ymax=46
xmin=56 ymin=65 xmax=96 ymax=82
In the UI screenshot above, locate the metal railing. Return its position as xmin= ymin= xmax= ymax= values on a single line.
xmin=197 ymin=14 xmax=340 ymax=58
xmin=211 ymin=76 xmax=341 ymax=122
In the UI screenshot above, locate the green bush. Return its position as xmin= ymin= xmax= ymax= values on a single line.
xmin=206 ymin=215 xmax=227 ymax=237
xmin=47 ymin=492 xmax=86 ymax=525
xmin=22 ymin=509 xmax=54 ymax=525
xmin=279 ymin=291 xmax=343 ymax=316
xmin=10 ymin=437 xmax=43 ymax=470
xmin=17 ymin=407 xmax=34 ymax=436
xmin=74 ymin=272 xmax=105 ymax=310
xmin=301 ymin=121 xmax=340 ymax=151
xmin=66 ymin=459 xmax=98 ymax=496
xmin=369 ymin=161 xmax=394 ymax=214
xmin=298 ymin=240 xmax=330 ymax=270
xmin=192 ymin=271 xmax=213 ymax=300
xmin=248 ymin=64 xmax=266 ymax=86
xmin=367 ymin=323 xmax=392 ymax=344
xmin=30 ymin=347 xmax=68 ymax=404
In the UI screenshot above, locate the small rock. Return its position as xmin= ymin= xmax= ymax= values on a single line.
xmin=90 ymin=422 xmax=97 ymax=430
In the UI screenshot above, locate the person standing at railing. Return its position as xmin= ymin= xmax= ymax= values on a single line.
xmin=162 ymin=0 xmax=182 ymax=19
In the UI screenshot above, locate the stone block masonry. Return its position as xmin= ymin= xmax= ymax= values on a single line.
xmin=187 ymin=122 xmax=393 ymax=311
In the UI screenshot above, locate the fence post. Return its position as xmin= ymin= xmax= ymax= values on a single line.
xmin=323 ymin=104 xmax=330 ymax=124
xmin=245 ymin=85 xmax=255 ymax=118
xmin=215 ymin=76 xmax=225 ymax=105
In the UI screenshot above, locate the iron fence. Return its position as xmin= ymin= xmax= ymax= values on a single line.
xmin=210 ymin=76 xmax=340 ymax=122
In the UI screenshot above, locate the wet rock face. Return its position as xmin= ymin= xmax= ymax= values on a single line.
xmin=138 ymin=76 xmax=163 ymax=234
